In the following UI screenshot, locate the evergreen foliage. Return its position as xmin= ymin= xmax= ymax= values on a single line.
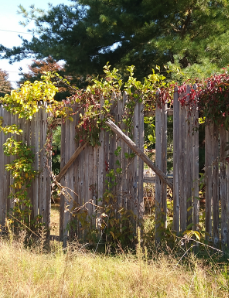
xmin=1 ymin=1 xmax=229 ymax=81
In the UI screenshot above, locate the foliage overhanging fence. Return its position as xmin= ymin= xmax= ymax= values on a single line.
xmin=59 ymin=87 xmax=229 ymax=248
xmin=1 ymin=85 xmax=229 ymax=249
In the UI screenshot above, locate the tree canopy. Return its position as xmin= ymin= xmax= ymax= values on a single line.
xmin=18 ymin=56 xmax=64 ymax=85
xmin=1 ymin=0 xmax=229 ymax=81
xmin=19 ymin=56 xmax=72 ymax=100
xmin=0 ymin=69 xmax=11 ymax=97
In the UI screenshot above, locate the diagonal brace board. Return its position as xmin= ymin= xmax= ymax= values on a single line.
xmin=56 ymin=142 xmax=87 ymax=182
xmin=56 ymin=119 xmax=172 ymax=189
xmin=105 ymin=119 xmax=173 ymax=190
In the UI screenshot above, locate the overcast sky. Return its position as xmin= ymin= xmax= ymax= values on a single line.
xmin=0 ymin=0 xmax=70 ymax=88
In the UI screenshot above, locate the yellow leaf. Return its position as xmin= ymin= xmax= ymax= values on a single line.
xmin=110 ymin=231 xmax=115 ymax=239
xmin=193 ymin=231 xmax=200 ymax=241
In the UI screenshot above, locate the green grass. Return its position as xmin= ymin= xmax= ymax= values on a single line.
xmin=0 ymin=236 xmax=228 ymax=297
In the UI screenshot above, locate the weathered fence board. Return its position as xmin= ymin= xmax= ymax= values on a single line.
xmin=155 ymin=101 xmax=167 ymax=240
xmin=226 ymin=130 xmax=229 ymax=248
xmin=213 ymin=124 xmax=219 ymax=246
xmin=2 ymin=86 xmax=229 ymax=249
xmin=173 ymin=87 xmax=180 ymax=232
xmin=59 ymin=94 xmax=145 ymax=239
xmin=0 ymin=105 xmax=51 ymax=232
xmin=220 ymin=126 xmax=227 ymax=247
xmin=179 ymin=94 xmax=186 ymax=232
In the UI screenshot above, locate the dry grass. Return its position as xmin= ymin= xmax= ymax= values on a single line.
xmin=50 ymin=204 xmax=60 ymax=237
xmin=0 ymin=237 xmax=228 ymax=298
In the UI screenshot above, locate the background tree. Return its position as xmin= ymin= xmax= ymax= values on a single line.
xmin=19 ymin=56 xmax=73 ymax=100
xmin=0 ymin=69 xmax=11 ymax=97
xmin=1 ymin=0 xmax=229 ymax=83
xmin=19 ymin=56 xmax=64 ymax=84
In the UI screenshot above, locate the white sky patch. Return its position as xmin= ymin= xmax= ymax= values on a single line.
xmin=0 ymin=0 xmax=70 ymax=89
xmin=0 ymin=14 xmax=33 ymax=88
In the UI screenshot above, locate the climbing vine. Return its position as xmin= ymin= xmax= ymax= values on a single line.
xmin=0 ymin=76 xmax=58 ymax=229
xmin=0 ymin=63 xmax=178 ymax=237
xmin=48 ymin=64 xmax=169 ymax=147
xmin=3 ymin=138 xmax=38 ymax=227
xmin=157 ymin=67 xmax=229 ymax=128
xmin=5 ymin=62 xmax=226 ymax=242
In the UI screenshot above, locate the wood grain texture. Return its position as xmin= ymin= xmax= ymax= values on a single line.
xmin=105 ymin=119 xmax=173 ymax=189
xmin=212 ymin=123 xmax=219 ymax=246
xmin=205 ymin=122 xmax=213 ymax=242
xmin=192 ymin=99 xmax=199 ymax=232
xmin=179 ymin=93 xmax=186 ymax=232
xmin=173 ymin=87 xmax=180 ymax=232
xmin=220 ymin=126 xmax=227 ymax=248
xmin=155 ymin=102 xmax=162 ymax=241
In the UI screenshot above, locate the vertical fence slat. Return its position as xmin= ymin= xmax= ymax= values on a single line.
xmin=68 ymin=113 xmax=76 ymax=240
xmin=93 ymin=146 xmax=98 ymax=229
xmin=117 ymin=95 xmax=123 ymax=210
xmin=0 ymin=106 xmax=4 ymax=227
xmin=226 ymin=130 xmax=229 ymax=248
xmin=173 ymin=87 xmax=180 ymax=232
xmin=138 ymin=101 xmax=144 ymax=219
xmin=161 ymin=103 xmax=167 ymax=228
xmin=220 ymin=126 xmax=227 ymax=247
xmin=73 ymin=113 xmax=80 ymax=237
xmin=7 ymin=111 xmax=13 ymax=217
xmin=205 ymin=122 xmax=213 ymax=242
xmin=87 ymin=145 xmax=94 ymax=221
xmin=133 ymin=102 xmax=139 ymax=223
xmin=185 ymin=86 xmax=193 ymax=227
xmin=155 ymin=100 xmax=167 ymax=238
xmin=155 ymin=102 xmax=162 ymax=240
xmin=40 ymin=108 xmax=47 ymax=227
xmin=121 ymin=93 xmax=128 ymax=210
xmin=192 ymin=99 xmax=199 ymax=231
xmin=212 ymin=124 xmax=219 ymax=246
xmin=59 ymin=119 xmax=66 ymax=241
xmin=98 ymin=96 xmax=105 ymax=205
xmin=179 ymin=95 xmax=186 ymax=232
xmin=30 ymin=108 xmax=39 ymax=223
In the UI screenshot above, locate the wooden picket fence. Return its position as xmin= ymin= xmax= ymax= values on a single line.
xmin=59 ymin=88 xmax=229 ymax=248
xmin=155 ymin=86 xmax=229 ymax=247
xmin=0 ymin=88 xmax=229 ymax=248
xmin=0 ymin=104 xmax=51 ymax=231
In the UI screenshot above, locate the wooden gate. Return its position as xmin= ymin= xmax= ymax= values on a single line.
xmin=59 ymin=94 xmax=144 ymax=244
